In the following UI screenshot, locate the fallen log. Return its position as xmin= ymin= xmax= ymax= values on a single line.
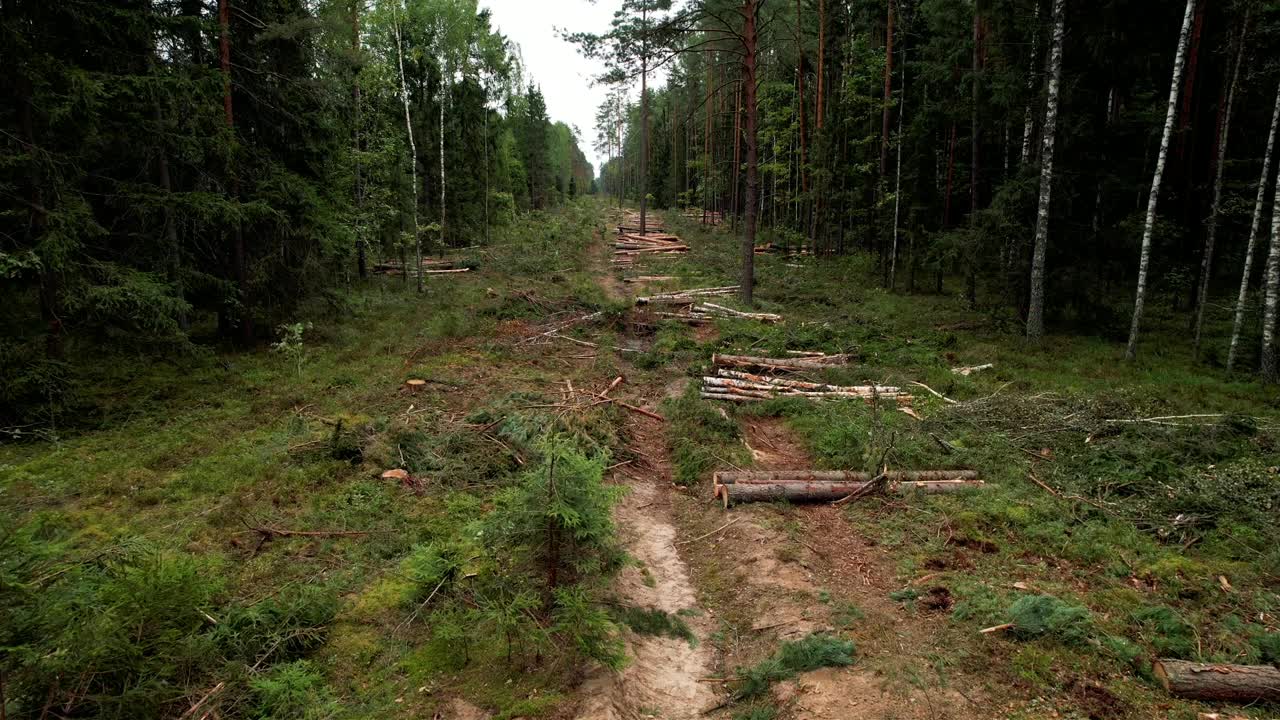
xmin=952 ymin=363 xmax=994 ymax=376
xmin=715 ymin=479 xmax=987 ymax=507
xmin=623 ymin=276 xmax=677 ymax=283
xmin=693 ymin=303 xmax=782 ymax=322
xmin=714 ymin=470 xmax=980 ymax=485
xmin=712 ymin=353 xmax=853 ymax=371
xmin=1153 ymin=660 xmax=1280 ymax=703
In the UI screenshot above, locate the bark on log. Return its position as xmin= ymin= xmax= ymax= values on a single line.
xmin=714 ymin=470 xmax=980 ymax=485
xmin=1153 ymin=660 xmax=1280 ymax=703
xmin=715 ymin=479 xmax=986 ymax=505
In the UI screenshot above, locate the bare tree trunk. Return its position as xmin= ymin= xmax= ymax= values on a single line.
xmin=1025 ymin=0 xmax=1065 ymax=341
xmin=220 ymin=0 xmax=251 ymax=343
xmin=890 ymin=44 xmax=906 ymax=291
xmin=1125 ymin=0 xmax=1196 ymax=361
xmin=731 ymin=81 xmax=742 ymax=235
xmin=880 ymin=0 xmax=895 ymax=178
xmin=1263 ymin=141 xmax=1280 ymax=382
xmin=353 ymin=0 xmax=365 ymax=279
xmin=1020 ymin=0 xmax=1041 ymax=166
xmin=639 ymin=5 xmax=650 ymax=236
xmin=394 ymin=17 xmax=422 ymax=293
xmin=1227 ymin=84 xmax=1280 ymax=371
xmin=740 ymin=0 xmax=760 ymax=306
xmin=967 ymin=4 xmax=983 ymax=308
xmin=439 ymin=70 xmax=446 ymax=248
xmin=1192 ymin=17 xmax=1247 ymax=356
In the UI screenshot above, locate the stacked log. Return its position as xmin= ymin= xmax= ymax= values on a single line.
xmin=635 ymin=286 xmax=739 ymax=305
xmin=657 ymin=303 xmax=782 ymax=324
xmin=712 ymin=353 xmax=854 ymax=371
xmin=700 ymin=368 xmax=910 ymax=404
xmin=711 ymin=470 xmax=984 ymax=507
xmin=373 ymin=258 xmax=469 ymax=276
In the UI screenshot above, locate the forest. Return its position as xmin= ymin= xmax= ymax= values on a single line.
xmin=3 ymin=0 xmax=1280 ymax=719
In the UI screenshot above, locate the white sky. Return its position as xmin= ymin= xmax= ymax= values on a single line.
xmin=482 ymin=0 xmax=625 ymax=176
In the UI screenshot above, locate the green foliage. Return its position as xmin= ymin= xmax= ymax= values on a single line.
xmin=610 ymin=606 xmax=696 ymax=644
xmin=733 ymin=634 xmax=856 ymax=700
xmin=1005 ymin=595 xmax=1094 ymax=645
xmin=665 ymin=388 xmax=744 ymax=486
xmin=250 ymin=661 xmax=338 ymax=720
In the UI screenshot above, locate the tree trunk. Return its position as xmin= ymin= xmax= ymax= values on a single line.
xmin=1020 ymin=0 xmax=1041 ymax=166
xmin=1191 ymin=18 xmax=1246 ymax=356
xmin=1227 ymin=83 xmax=1280 ymax=372
xmin=880 ymin=0 xmax=895 ymax=178
xmin=816 ymin=0 xmax=825 ymax=131
xmin=639 ymin=5 xmax=650 ymax=236
xmin=967 ymin=5 xmax=983 ymax=308
xmin=353 ymin=0 xmax=365 ymax=279
xmin=890 ymin=44 xmax=906 ymax=290
xmin=394 ymin=17 xmax=422 ymax=293
xmin=1025 ymin=0 xmax=1066 ymax=342
xmin=220 ymin=0 xmax=251 ymax=344
xmin=716 ymin=479 xmax=985 ymax=506
xmin=715 ymin=470 xmax=979 ymax=484
xmin=732 ymin=80 xmax=742 ymax=235
xmin=1125 ymin=0 xmax=1196 ymax=361
xmin=740 ymin=0 xmax=759 ymax=307
xmin=439 ymin=70 xmax=447 ymax=248
xmin=1262 ymin=137 xmax=1280 ymax=383
xmin=1153 ymin=660 xmax=1280 ymax=703
xmin=1174 ymin=0 xmax=1205 ymax=162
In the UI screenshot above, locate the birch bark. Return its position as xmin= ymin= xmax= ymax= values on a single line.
xmin=1025 ymin=0 xmax=1065 ymax=341
xmin=1192 ymin=19 xmax=1246 ymax=355
xmin=1226 ymin=84 xmax=1280 ymax=371
xmin=394 ymin=17 xmax=422 ymax=293
xmin=1125 ymin=0 xmax=1196 ymax=360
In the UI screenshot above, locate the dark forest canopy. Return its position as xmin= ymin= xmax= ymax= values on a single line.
xmin=589 ymin=0 xmax=1280 ymax=375
xmin=1 ymin=0 xmax=593 ymax=423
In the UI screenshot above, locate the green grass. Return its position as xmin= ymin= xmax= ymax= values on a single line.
xmin=660 ymin=215 xmax=1280 ymax=717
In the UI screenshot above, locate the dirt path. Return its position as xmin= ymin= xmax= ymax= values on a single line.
xmin=576 ymin=215 xmax=718 ymax=720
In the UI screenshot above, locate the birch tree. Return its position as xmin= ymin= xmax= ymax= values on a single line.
xmin=1227 ymin=83 xmax=1280 ymax=372
xmin=393 ymin=14 xmax=422 ymax=293
xmin=1263 ymin=140 xmax=1280 ymax=383
xmin=1024 ymin=0 xmax=1065 ymax=342
xmin=1191 ymin=17 xmax=1246 ymax=356
xmin=1124 ymin=0 xmax=1196 ymax=361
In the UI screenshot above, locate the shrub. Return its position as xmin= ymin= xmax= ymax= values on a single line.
xmin=1006 ymin=595 xmax=1093 ymax=645
xmin=734 ymin=634 xmax=856 ymax=699
xmin=250 ymin=660 xmax=338 ymax=720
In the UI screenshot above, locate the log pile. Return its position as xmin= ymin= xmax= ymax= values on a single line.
xmin=712 ymin=470 xmax=984 ymax=507
xmin=635 ymin=286 xmax=739 ymax=305
xmin=681 ymin=209 xmax=723 ymax=225
xmin=615 ymin=233 xmax=689 ymax=254
xmin=616 ymin=212 xmax=666 ymax=234
xmin=700 ymin=368 xmax=910 ymax=404
xmin=712 ymin=352 xmax=854 ymax=372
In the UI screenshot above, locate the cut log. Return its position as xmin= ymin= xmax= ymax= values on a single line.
xmin=951 ymin=363 xmax=994 ymax=376
xmin=714 ymin=470 xmax=980 ymax=485
xmin=715 ymin=479 xmax=986 ymax=506
xmin=694 ymin=303 xmax=782 ymax=322
xmin=636 ymin=286 xmax=739 ymax=305
xmin=623 ymin=276 xmax=677 ymax=283
xmin=1153 ymin=660 xmax=1280 ymax=703
xmin=713 ymin=353 xmax=854 ymax=371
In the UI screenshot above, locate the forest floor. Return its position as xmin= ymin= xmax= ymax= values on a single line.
xmin=2 ymin=199 xmax=1278 ymax=720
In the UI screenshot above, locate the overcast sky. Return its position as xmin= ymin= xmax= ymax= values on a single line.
xmin=482 ymin=0 xmax=625 ymax=176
